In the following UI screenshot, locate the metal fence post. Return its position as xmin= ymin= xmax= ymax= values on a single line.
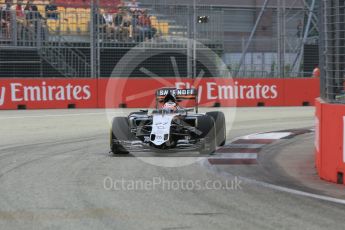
xmin=11 ymin=11 xmax=17 ymax=46
xmin=319 ymin=0 xmax=326 ymax=99
xmin=90 ymin=0 xmax=100 ymax=78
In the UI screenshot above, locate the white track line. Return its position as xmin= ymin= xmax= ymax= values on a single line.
xmin=0 ymin=112 xmax=108 ymax=119
xmin=202 ymin=129 xmax=345 ymax=205
xmin=201 ymin=159 xmax=345 ymax=205
xmin=246 ymin=177 xmax=345 ymax=205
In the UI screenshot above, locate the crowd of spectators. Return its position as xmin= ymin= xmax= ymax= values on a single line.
xmin=1 ymin=0 xmax=158 ymax=43
xmin=99 ymin=0 xmax=157 ymax=42
xmin=1 ymin=0 xmax=46 ymax=41
xmin=45 ymin=0 xmax=58 ymax=20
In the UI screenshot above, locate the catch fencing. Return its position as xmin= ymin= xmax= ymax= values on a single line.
xmin=319 ymin=0 xmax=345 ymax=103
xmin=0 ymin=0 xmax=318 ymax=78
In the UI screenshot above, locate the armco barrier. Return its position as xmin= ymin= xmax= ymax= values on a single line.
xmin=315 ymin=98 xmax=345 ymax=184
xmin=0 ymin=78 xmax=319 ymax=110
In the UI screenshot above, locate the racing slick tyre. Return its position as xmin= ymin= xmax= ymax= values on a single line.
xmin=197 ymin=115 xmax=217 ymax=155
xmin=206 ymin=111 xmax=226 ymax=146
xmin=110 ymin=117 xmax=134 ymax=155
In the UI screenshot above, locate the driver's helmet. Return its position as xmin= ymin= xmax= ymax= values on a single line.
xmin=162 ymin=92 xmax=178 ymax=111
xmin=163 ymin=92 xmax=177 ymax=104
xmin=163 ymin=101 xmax=177 ymax=111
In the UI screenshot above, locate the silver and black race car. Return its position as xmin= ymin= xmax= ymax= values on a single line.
xmin=110 ymin=88 xmax=226 ymax=155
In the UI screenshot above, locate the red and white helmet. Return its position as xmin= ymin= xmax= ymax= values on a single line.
xmin=163 ymin=101 xmax=177 ymax=111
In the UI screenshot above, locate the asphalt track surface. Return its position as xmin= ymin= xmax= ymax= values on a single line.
xmin=0 ymin=107 xmax=344 ymax=230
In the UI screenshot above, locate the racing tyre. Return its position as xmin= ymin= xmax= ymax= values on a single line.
xmin=110 ymin=117 xmax=133 ymax=155
xmin=206 ymin=111 xmax=226 ymax=146
xmin=197 ymin=115 xmax=217 ymax=155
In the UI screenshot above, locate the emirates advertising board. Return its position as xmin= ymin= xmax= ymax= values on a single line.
xmin=0 ymin=78 xmax=318 ymax=109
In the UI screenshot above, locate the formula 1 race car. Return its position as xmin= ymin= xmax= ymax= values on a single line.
xmin=110 ymin=88 xmax=226 ymax=155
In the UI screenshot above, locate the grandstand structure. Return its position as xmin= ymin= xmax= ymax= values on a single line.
xmin=0 ymin=0 xmax=318 ymax=78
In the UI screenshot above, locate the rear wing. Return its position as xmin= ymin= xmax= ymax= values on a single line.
xmin=155 ymin=88 xmax=199 ymax=112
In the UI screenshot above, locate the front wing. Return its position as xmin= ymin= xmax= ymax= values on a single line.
xmin=112 ymin=138 xmax=207 ymax=153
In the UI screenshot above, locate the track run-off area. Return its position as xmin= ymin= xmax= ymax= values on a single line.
xmin=0 ymin=107 xmax=344 ymax=230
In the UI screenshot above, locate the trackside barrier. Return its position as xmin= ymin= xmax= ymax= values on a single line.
xmin=0 ymin=78 xmax=319 ymax=110
xmin=315 ymin=98 xmax=345 ymax=184
xmin=99 ymin=78 xmax=320 ymax=108
xmin=0 ymin=78 xmax=98 ymax=110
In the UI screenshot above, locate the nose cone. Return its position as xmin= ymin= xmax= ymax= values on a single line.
xmin=150 ymin=133 xmax=167 ymax=146
xmin=150 ymin=114 xmax=174 ymax=146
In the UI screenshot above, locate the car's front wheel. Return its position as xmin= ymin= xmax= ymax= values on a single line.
xmin=206 ymin=111 xmax=226 ymax=146
xmin=110 ymin=117 xmax=133 ymax=155
xmin=197 ymin=115 xmax=217 ymax=155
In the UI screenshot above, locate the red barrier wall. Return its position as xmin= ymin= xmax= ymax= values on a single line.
xmin=0 ymin=78 xmax=98 ymax=110
xmin=315 ymin=98 xmax=345 ymax=184
xmin=99 ymin=78 xmax=320 ymax=108
xmin=0 ymin=78 xmax=319 ymax=109
xmin=284 ymin=78 xmax=320 ymax=106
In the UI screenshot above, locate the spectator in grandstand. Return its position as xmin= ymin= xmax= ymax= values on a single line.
xmin=24 ymin=0 xmax=42 ymax=21
xmin=131 ymin=9 xmax=140 ymax=40
xmin=0 ymin=0 xmax=13 ymax=38
xmin=113 ymin=7 xmax=124 ymax=27
xmin=117 ymin=0 xmax=125 ymax=8
xmin=102 ymin=9 xmax=115 ymax=39
xmin=1 ymin=0 xmax=12 ymax=12
xmin=121 ymin=8 xmax=133 ymax=40
xmin=15 ymin=0 xmax=25 ymax=19
xmin=15 ymin=0 xmax=26 ymax=42
xmin=103 ymin=9 xmax=114 ymax=25
xmin=111 ymin=7 xmax=132 ymax=42
xmin=132 ymin=9 xmax=141 ymax=23
xmin=95 ymin=9 xmax=107 ymax=39
xmin=313 ymin=65 xmax=320 ymax=78
xmin=112 ymin=10 xmax=120 ymax=40
xmin=104 ymin=6 xmax=133 ymax=42
xmin=24 ymin=0 xmax=46 ymax=42
xmin=126 ymin=0 xmax=139 ymax=11
xmin=138 ymin=9 xmax=156 ymax=41
xmin=113 ymin=7 xmax=125 ymax=41
xmin=45 ymin=0 xmax=59 ymax=20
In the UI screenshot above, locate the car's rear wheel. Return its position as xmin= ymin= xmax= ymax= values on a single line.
xmin=206 ymin=111 xmax=226 ymax=146
xmin=110 ymin=117 xmax=134 ymax=155
xmin=197 ymin=115 xmax=216 ymax=155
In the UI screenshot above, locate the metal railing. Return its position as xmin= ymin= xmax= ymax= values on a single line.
xmin=0 ymin=10 xmax=90 ymax=77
